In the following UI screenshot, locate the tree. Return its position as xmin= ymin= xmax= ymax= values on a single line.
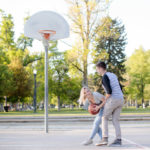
xmin=62 ymin=76 xmax=82 ymax=106
xmin=35 ymin=42 xmax=82 ymax=110
xmin=0 ymin=63 xmax=14 ymax=100
xmin=49 ymin=51 xmax=69 ymax=111
xmin=90 ymin=16 xmax=127 ymax=93
xmin=17 ymin=34 xmax=33 ymax=51
xmin=49 ymin=51 xmax=82 ymax=110
xmin=8 ymin=58 xmax=33 ymax=103
xmin=16 ymin=16 xmax=42 ymax=66
xmin=88 ymin=73 xmax=104 ymax=94
xmin=0 ymin=11 xmax=15 ymax=102
xmin=126 ymin=47 xmax=150 ymax=107
xmin=92 ymin=16 xmax=127 ymax=82
xmin=66 ymin=0 xmax=110 ymax=86
xmin=0 ymin=10 xmax=16 ymax=52
xmin=0 ymin=10 xmax=43 ymax=108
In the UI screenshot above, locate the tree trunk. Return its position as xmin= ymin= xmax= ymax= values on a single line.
xmin=0 ymin=104 xmax=4 ymax=112
xmin=15 ymin=103 xmax=19 ymax=111
xmin=135 ymin=99 xmax=138 ymax=110
xmin=142 ymin=98 xmax=144 ymax=108
xmin=83 ymin=56 xmax=88 ymax=86
xmin=57 ymin=95 xmax=60 ymax=111
xmin=22 ymin=102 xmax=24 ymax=111
xmin=71 ymin=104 xmax=74 ymax=110
xmin=141 ymin=78 xmax=145 ymax=108
xmin=5 ymin=96 xmax=7 ymax=106
xmin=142 ymin=99 xmax=145 ymax=109
xmin=130 ymin=99 xmax=131 ymax=106
xmin=83 ymin=71 xmax=88 ymax=86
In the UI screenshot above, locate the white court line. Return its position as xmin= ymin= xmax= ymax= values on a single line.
xmin=122 ymin=137 xmax=150 ymax=150
xmin=0 ymin=145 xmax=56 ymax=147
xmin=110 ymin=134 xmax=150 ymax=150
xmin=0 ymin=145 xmax=32 ymax=147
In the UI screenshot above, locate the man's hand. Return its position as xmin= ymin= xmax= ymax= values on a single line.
xmin=105 ymin=94 xmax=111 ymax=101
xmin=98 ymin=98 xmax=106 ymax=108
xmin=101 ymin=97 xmax=105 ymax=102
xmin=94 ymin=105 xmax=101 ymax=112
xmin=103 ymin=99 xmax=107 ymax=105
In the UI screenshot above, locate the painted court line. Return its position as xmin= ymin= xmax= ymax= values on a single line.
xmin=110 ymin=134 xmax=149 ymax=150
xmin=122 ymin=137 xmax=150 ymax=150
xmin=0 ymin=145 xmax=33 ymax=147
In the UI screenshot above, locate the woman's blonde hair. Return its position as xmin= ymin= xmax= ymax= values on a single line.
xmin=78 ymin=86 xmax=91 ymax=105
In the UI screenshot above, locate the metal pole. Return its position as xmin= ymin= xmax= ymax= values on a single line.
xmin=44 ymin=41 xmax=49 ymax=133
xmin=33 ymin=74 xmax=37 ymax=113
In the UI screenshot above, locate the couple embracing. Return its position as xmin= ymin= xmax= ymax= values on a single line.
xmin=79 ymin=61 xmax=124 ymax=147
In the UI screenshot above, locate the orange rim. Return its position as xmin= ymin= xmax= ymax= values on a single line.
xmin=39 ymin=30 xmax=56 ymax=40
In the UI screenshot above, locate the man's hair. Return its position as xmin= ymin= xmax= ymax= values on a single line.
xmin=96 ymin=61 xmax=107 ymax=70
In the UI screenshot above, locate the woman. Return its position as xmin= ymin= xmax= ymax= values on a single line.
xmin=78 ymin=86 xmax=105 ymax=145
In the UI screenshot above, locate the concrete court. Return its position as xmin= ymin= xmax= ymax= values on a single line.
xmin=0 ymin=120 xmax=150 ymax=150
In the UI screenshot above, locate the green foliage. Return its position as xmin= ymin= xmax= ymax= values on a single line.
xmin=3 ymin=7 xmax=150 ymax=111
xmin=90 ymin=16 xmax=127 ymax=93
xmin=88 ymin=73 xmax=105 ymax=94
xmin=17 ymin=33 xmax=33 ymax=51
xmin=8 ymin=58 xmax=33 ymax=103
xmin=0 ymin=64 xmax=13 ymax=99
xmin=125 ymin=47 xmax=150 ymax=105
xmin=62 ymin=76 xmax=82 ymax=104
xmin=35 ymin=41 xmax=82 ymax=110
xmin=65 ymin=43 xmax=84 ymax=78
xmin=49 ymin=45 xmax=73 ymax=110
xmin=0 ymin=10 xmax=16 ymax=51
xmin=66 ymin=0 xmax=110 ymax=85
xmin=0 ymin=10 xmax=37 ymax=104
xmin=93 ymin=16 xmax=127 ymax=82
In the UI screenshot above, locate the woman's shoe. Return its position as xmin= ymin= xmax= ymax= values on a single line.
xmin=95 ymin=137 xmax=108 ymax=146
xmin=82 ymin=139 xmax=93 ymax=145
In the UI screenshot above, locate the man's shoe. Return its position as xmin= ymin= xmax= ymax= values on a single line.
xmin=82 ymin=139 xmax=93 ymax=145
xmin=95 ymin=137 xmax=108 ymax=146
xmin=108 ymin=139 xmax=122 ymax=147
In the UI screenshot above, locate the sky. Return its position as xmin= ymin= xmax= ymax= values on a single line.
xmin=0 ymin=0 xmax=150 ymax=57
xmin=109 ymin=0 xmax=150 ymax=57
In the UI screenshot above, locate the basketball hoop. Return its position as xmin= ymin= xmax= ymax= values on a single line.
xmin=24 ymin=11 xmax=69 ymax=134
xmin=39 ymin=30 xmax=56 ymax=40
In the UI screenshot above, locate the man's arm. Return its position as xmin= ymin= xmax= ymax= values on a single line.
xmin=97 ymin=97 xmax=106 ymax=109
xmin=119 ymin=82 xmax=123 ymax=91
xmin=105 ymin=94 xmax=111 ymax=100
xmin=102 ymin=74 xmax=112 ymax=101
xmin=95 ymin=75 xmax=112 ymax=111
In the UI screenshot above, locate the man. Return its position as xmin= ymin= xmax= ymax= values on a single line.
xmin=95 ymin=61 xmax=124 ymax=146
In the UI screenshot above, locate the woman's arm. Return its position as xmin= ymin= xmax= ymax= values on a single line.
xmin=90 ymin=93 xmax=106 ymax=111
xmin=98 ymin=97 xmax=106 ymax=109
xmin=90 ymin=99 xmax=105 ymax=112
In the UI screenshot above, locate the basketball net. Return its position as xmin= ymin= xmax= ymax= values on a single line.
xmin=39 ymin=30 xmax=56 ymax=47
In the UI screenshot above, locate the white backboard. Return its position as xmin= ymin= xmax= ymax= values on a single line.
xmin=24 ymin=11 xmax=69 ymax=40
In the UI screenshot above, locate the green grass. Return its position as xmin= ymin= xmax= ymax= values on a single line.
xmin=122 ymin=107 xmax=150 ymax=114
xmin=0 ymin=108 xmax=88 ymax=116
xmin=0 ymin=107 xmax=150 ymax=116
